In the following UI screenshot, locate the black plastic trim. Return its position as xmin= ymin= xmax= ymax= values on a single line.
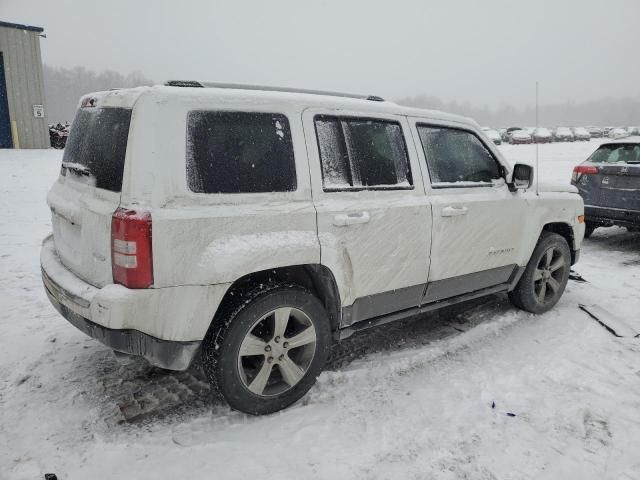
xmin=42 ymin=272 xmax=200 ymax=371
xmin=341 ymin=284 xmax=426 ymax=327
xmin=423 ymin=265 xmax=517 ymax=303
xmin=339 ymin=282 xmax=515 ymax=339
xmin=340 ymin=265 xmax=525 ymax=334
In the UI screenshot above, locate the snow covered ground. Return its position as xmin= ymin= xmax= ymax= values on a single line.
xmin=1 ymin=141 xmax=640 ymax=480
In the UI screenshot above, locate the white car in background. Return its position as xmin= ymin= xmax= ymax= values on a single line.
xmin=609 ymin=128 xmax=629 ymax=139
xmin=532 ymin=127 xmax=553 ymax=144
xmin=572 ymin=127 xmax=591 ymax=141
xmin=509 ymin=129 xmax=533 ymax=144
xmin=41 ymin=82 xmax=585 ymax=415
xmin=482 ymin=127 xmax=502 ymax=145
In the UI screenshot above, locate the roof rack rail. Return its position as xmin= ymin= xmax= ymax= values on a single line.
xmin=163 ymin=80 xmax=384 ymax=101
xmin=165 ymin=80 xmax=204 ymax=88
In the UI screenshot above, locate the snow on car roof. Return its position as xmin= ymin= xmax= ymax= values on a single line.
xmin=82 ymin=84 xmax=477 ymax=128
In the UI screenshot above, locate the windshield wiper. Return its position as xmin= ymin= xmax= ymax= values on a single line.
xmin=61 ymin=162 xmax=92 ymax=176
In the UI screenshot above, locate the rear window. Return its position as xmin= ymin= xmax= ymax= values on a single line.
xmin=588 ymin=144 xmax=640 ymax=163
xmin=186 ymin=111 xmax=296 ymax=194
xmin=62 ymin=107 xmax=132 ymax=192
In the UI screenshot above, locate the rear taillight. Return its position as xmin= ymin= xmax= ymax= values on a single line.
xmin=111 ymin=208 xmax=153 ymax=288
xmin=571 ymin=165 xmax=598 ymax=183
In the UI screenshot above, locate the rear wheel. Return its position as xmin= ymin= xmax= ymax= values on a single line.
xmin=509 ymin=232 xmax=571 ymax=314
xmin=202 ymin=285 xmax=332 ymax=415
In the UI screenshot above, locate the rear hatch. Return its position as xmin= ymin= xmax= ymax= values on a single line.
xmin=575 ymin=142 xmax=640 ymax=211
xmin=48 ymin=98 xmax=133 ymax=287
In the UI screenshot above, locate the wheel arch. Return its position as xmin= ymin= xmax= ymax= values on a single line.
xmin=207 ymin=264 xmax=342 ymax=341
xmin=542 ymin=222 xmax=578 ymax=264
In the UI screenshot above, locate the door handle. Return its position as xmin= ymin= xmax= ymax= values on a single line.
xmin=333 ymin=211 xmax=371 ymax=227
xmin=441 ymin=206 xmax=468 ymax=217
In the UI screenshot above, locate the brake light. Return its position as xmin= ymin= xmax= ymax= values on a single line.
xmin=571 ymin=165 xmax=598 ymax=182
xmin=111 ymin=208 xmax=153 ymax=288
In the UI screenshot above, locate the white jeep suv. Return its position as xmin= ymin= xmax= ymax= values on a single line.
xmin=41 ymin=82 xmax=585 ymax=415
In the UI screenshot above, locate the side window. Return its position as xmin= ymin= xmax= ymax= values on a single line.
xmin=314 ymin=115 xmax=413 ymax=190
xmin=186 ymin=111 xmax=296 ymax=193
xmin=417 ymin=125 xmax=502 ymax=186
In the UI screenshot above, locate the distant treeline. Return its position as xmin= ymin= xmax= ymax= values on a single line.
xmin=397 ymin=94 xmax=640 ymax=128
xmin=43 ymin=65 xmax=153 ymax=122
xmin=43 ymin=64 xmax=640 ymax=127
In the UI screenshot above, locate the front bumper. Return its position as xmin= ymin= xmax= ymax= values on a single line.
xmin=585 ymin=205 xmax=640 ymax=228
xmin=41 ymin=236 xmax=207 ymax=370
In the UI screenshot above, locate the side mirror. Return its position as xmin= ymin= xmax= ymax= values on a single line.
xmin=509 ymin=163 xmax=534 ymax=191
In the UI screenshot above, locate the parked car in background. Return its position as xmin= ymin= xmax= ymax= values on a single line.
xmin=553 ymin=127 xmax=575 ymax=142
xmin=603 ymin=127 xmax=614 ymax=136
xmin=483 ymin=128 xmax=502 ymax=145
xmin=532 ymin=127 xmax=553 ymax=144
xmin=572 ymin=127 xmax=591 ymax=141
xmin=40 ymin=82 xmax=585 ymax=415
xmin=627 ymin=126 xmax=640 ymax=136
xmin=587 ymin=127 xmax=603 ymax=138
xmin=499 ymin=128 xmax=509 ymax=143
xmin=505 ymin=127 xmax=523 ymax=142
xmin=509 ymin=129 xmax=533 ymax=144
xmin=572 ymin=140 xmax=640 ymax=237
xmin=609 ymin=128 xmax=629 ymax=139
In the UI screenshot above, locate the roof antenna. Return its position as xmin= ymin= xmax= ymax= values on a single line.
xmin=535 ymin=80 xmax=540 ymax=196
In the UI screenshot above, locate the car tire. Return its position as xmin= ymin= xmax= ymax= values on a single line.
xmin=509 ymin=232 xmax=571 ymax=314
xmin=584 ymin=222 xmax=597 ymax=239
xmin=201 ymin=285 xmax=332 ymax=415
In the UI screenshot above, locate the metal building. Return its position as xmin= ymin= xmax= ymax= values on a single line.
xmin=0 ymin=20 xmax=49 ymax=149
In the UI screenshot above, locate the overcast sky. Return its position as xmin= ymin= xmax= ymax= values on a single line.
xmin=2 ymin=0 xmax=639 ymax=108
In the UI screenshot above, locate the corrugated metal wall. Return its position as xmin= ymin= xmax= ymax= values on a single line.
xmin=0 ymin=25 xmax=49 ymax=149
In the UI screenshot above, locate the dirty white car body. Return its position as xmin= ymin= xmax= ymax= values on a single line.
xmin=41 ymin=82 xmax=585 ymax=413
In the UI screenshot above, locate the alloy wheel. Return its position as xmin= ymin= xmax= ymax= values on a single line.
xmin=533 ymin=247 xmax=567 ymax=305
xmin=237 ymin=307 xmax=317 ymax=397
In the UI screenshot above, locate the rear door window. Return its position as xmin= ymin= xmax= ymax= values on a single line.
xmin=416 ymin=125 xmax=502 ymax=186
xmin=62 ymin=107 xmax=132 ymax=192
xmin=314 ymin=115 xmax=412 ymax=190
xmin=187 ymin=111 xmax=296 ymax=194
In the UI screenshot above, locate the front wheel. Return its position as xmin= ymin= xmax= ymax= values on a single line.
xmin=202 ymin=285 xmax=332 ymax=415
xmin=509 ymin=232 xmax=571 ymax=314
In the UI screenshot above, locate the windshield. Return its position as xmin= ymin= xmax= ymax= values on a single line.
xmin=62 ymin=107 xmax=132 ymax=192
xmin=588 ymin=144 xmax=640 ymax=163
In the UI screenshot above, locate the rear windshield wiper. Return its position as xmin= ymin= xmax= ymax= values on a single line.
xmin=61 ymin=162 xmax=92 ymax=176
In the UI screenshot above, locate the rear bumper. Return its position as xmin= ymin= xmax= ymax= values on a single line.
xmin=43 ymin=276 xmax=199 ymax=370
xmin=585 ymin=205 xmax=640 ymax=228
xmin=40 ymin=236 xmax=230 ymax=370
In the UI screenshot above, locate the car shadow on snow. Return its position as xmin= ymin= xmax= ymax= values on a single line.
xmin=87 ymin=294 xmax=512 ymax=428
